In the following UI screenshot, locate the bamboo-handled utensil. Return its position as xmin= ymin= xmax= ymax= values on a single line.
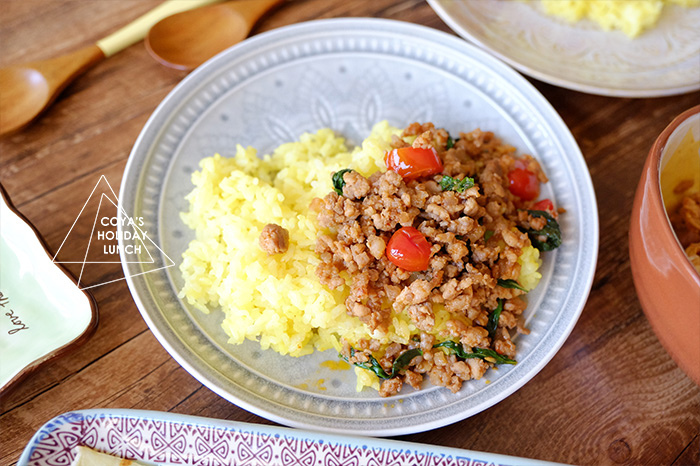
xmin=145 ymin=0 xmax=284 ymax=71
xmin=0 ymin=0 xmax=224 ymax=136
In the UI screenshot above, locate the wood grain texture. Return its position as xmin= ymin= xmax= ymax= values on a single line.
xmin=1 ymin=1 xmax=698 ymax=465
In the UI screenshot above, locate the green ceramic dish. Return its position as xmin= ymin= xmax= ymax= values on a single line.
xmin=0 ymin=185 xmax=98 ymax=397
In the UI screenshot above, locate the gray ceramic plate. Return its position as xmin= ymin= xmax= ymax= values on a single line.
xmin=119 ymin=18 xmax=598 ymax=435
xmin=428 ymin=0 xmax=700 ymax=97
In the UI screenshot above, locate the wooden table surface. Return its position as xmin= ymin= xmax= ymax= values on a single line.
xmin=1 ymin=1 xmax=699 ymax=465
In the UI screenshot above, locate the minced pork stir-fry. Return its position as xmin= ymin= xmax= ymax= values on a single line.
xmin=179 ymin=121 xmax=561 ymax=397
xmin=670 ymin=191 xmax=700 ymax=274
xmin=314 ymin=123 xmax=562 ymax=396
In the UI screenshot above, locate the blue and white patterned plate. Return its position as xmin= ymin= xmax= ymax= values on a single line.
xmin=18 ymin=409 xmax=565 ymax=465
xmin=118 ymin=18 xmax=598 ymax=435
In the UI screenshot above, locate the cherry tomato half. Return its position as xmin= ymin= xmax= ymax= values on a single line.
xmin=532 ymin=198 xmax=554 ymax=213
xmin=384 ymin=147 xmax=444 ymax=181
xmin=386 ymin=226 xmax=432 ymax=271
xmin=508 ymin=167 xmax=540 ymax=201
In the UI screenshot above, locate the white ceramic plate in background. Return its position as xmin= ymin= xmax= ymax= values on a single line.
xmin=428 ymin=0 xmax=700 ymax=97
xmin=119 ymin=18 xmax=598 ymax=435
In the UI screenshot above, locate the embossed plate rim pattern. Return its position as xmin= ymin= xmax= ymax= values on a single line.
xmin=119 ymin=18 xmax=598 ymax=435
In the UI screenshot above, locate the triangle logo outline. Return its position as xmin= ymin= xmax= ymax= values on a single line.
xmin=52 ymin=175 xmax=176 ymax=290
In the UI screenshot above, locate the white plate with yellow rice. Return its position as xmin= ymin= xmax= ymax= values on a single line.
xmin=428 ymin=0 xmax=700 ymax=97
xmin=119 ymin=18 xmax=598 ymax=435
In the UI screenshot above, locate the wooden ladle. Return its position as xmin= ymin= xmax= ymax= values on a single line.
xmin=0 ymin=0 xmax=223 ymax=137
xmin=145 ymin=0 xmax=284 ymax=71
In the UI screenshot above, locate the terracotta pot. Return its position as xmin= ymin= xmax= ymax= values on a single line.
xmin=629 ymin=104 xmax=700 ymax=386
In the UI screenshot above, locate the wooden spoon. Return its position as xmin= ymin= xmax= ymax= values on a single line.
xmin=0 ymin=0 xmax=223 ymax=137
xmin=145 ymin=0 xmax=284 ymax=71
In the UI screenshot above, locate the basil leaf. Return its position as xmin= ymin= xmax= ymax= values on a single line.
xmin=332 ymin=168 xmax=354 ymax=195
xmin=341 ymin=349 xmax=390 ymax=379
xmin=446 ymin=135 xmax=455 ymax=149
xmin=434 ymin=339 xmax=516 ymax=365
xmin=486 ymin=298 xmax=504 ymax=339
xmin=391 ymin=348 xmax=423 ymax=376
xmin=341 ymin=347 xmax=423 ymax=380
xmin=440 ymin=175 xmax=475 ymax=192
xmin=484 ymin=230 xmax=494 ymax=242
xmin=470 ymin=347 xmax=516 ymax=365
xmin=526 ymin=210 xmax=562 ymax=251
xmin=497 ymin=278 xmax=527 ymax=292
xmin=355 ymin=355 xmax=390 ymax=379
xmin=433 ymin=340 xmax=467 ymax=357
